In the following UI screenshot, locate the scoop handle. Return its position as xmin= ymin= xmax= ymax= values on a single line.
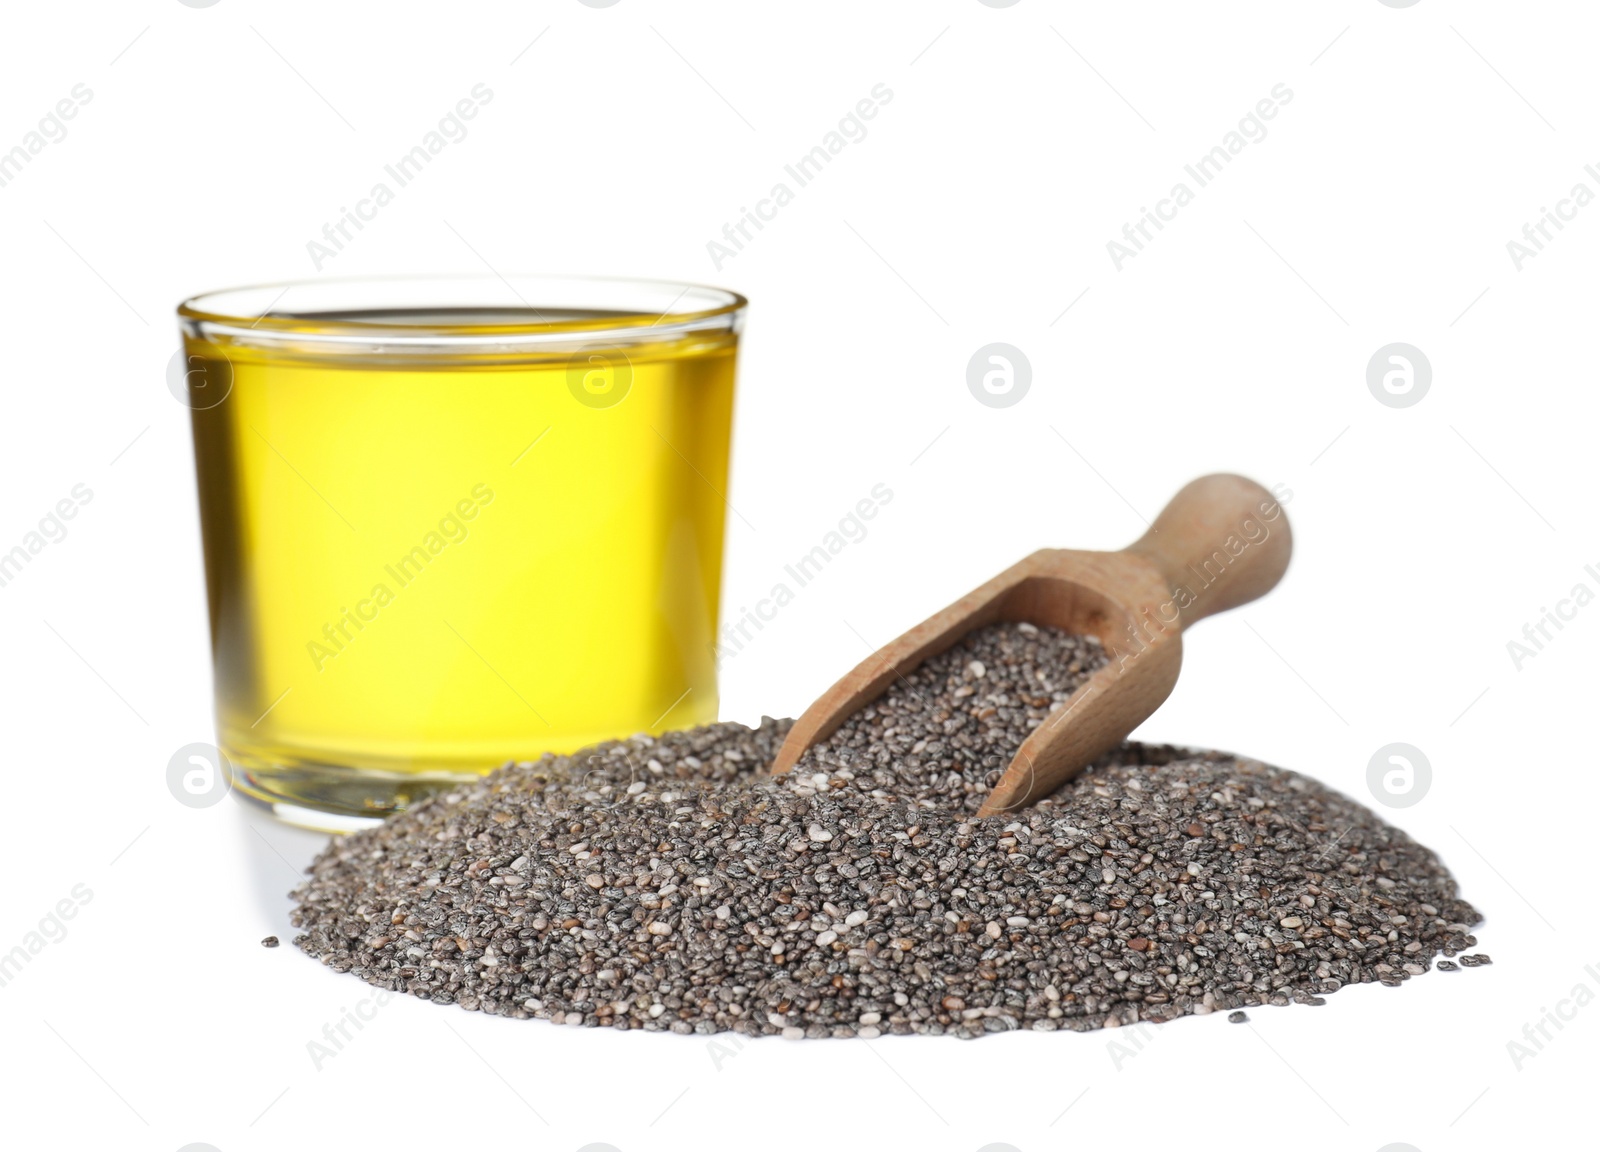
xmin=1123 ymin=473 xmax=1292 ymax=629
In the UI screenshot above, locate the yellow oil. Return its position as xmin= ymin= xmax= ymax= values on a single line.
xmin=184 ymin=313 xmax=737 ymax=823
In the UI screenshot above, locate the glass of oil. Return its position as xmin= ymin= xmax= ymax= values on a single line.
xmin=176 ymin=275 xmax=745 ymax=830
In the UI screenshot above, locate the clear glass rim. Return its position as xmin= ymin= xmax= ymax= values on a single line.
xmin=177 ymin=273 xmax=747 ymax=356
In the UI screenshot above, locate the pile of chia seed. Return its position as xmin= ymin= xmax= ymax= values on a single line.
xmin=291 ymin=622 xmax=1483 ymax=1038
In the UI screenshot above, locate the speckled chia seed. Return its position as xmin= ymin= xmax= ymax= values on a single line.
xmin=291 ymin=622 xmax=1484 ymax=1039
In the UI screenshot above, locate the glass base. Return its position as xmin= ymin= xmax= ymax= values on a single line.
xmin=226 ymin=759 xmax=484 ymax=833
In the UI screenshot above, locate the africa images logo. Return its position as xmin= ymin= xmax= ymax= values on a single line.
xmin=967 ymin=344 xmax=1031 ymax=408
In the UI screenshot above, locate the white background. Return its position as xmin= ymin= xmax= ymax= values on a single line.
xmin=0 ymin=2 xmax=1593 ymax=1149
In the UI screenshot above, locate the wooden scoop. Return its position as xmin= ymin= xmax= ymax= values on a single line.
xmin=770 ymin=473 xmax=1292 ymax=816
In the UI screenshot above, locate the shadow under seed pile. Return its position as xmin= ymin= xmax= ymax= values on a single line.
xmin=292 ymin=622 xmax=1483 ymax=1038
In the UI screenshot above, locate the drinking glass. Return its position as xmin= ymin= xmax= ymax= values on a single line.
xmin=176 ymin=275 xmax=745 ymax=829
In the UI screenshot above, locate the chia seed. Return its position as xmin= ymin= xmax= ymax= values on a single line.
xmin=291 ymin=622 xmax=1484 ymax=1038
